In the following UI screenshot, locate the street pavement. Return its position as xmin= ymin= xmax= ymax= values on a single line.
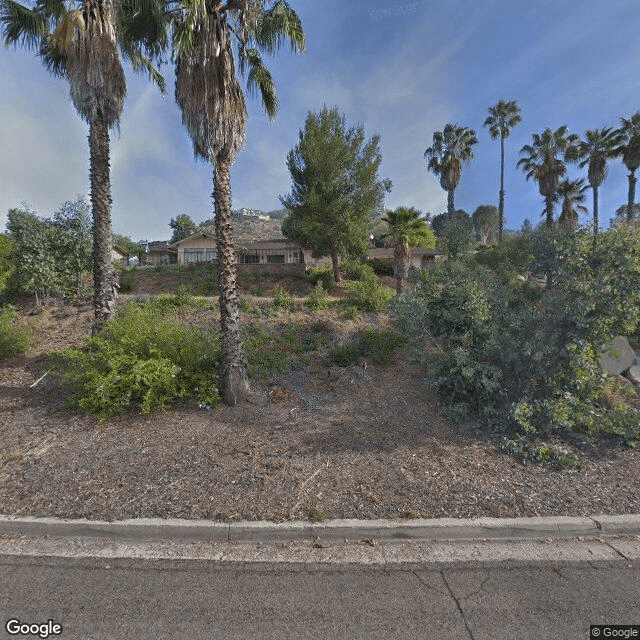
xmin=1 ymin=521 xmax=639 ymax=640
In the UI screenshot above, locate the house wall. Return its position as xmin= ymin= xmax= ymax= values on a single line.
xmin=239 ymin=247 xmax=302 ymax=265
xmin=176 ymin=235 xmax=217 ymax=264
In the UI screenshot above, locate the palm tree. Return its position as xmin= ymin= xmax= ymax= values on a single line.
xmin=568 ymin=127 xmax=620 ymax=242
xmin=424 ymin=124 xmax=478 ymax=218
xmin=1 ymin=0 xmax=164 ymax=331
xmin=556 ymin=178 xmax=588 ymax=230
xmin=380 ymin=206 xmax=434 ymax=294
xmin=615 ymin=113 xmax=640 ymax=222
xmin=517 ymin=126 xmax=577 ymax=228
xmin=483 ymin=99 xmax=521 ymax=242
xmin=170 ymin=0 xmax=304 ymax=406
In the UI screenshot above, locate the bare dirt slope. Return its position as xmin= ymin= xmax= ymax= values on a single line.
xmin=1 ymin=285 xmax=638 ymax=523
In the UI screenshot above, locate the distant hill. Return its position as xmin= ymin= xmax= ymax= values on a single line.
xmin=198 ymin=216 xmax=285 ymax=245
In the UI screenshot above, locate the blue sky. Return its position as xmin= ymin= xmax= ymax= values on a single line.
xmin=1 ymin=0 xmax=639 ymax=242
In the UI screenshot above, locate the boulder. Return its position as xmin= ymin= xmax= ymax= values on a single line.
xmin=627 ymin=364 xmax=640 ymax=385
xmin=598 ymin=336 xmax=636 ymax=376
xmin=516 ymin=274 xmax=527 ymax=282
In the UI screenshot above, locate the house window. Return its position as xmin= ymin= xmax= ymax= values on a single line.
xmin=267 ymin=254 xmax=285 ymax=264
xmin=240 ymin=254 xmax=260 ymax=264
xmin=184 ymin=249 xmax=216 ymax=263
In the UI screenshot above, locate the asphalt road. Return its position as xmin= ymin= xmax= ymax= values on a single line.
xmin=2 ymin=537 xmax=639 ymax=640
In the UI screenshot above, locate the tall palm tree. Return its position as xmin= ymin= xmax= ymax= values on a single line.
xmin=170 ymin=0 xmax=304 ymax=406
xmin=424 ymin=124 xmax=478 ymax=218
xmin=517 ymin=126 xmax=577 ymax=228
xmin=615 ymin=113 xmax=640 ymax=222
xmin=483 ymin=99 xmax=521 ymax=242
xmin=568 ymin=127 xmax=620 ymax=242
xmin=380 ymin=206 xmax=434 ymax=294
xmin=1 ymin=0 xmax=164 ymax=331
xmin=556 ymin=178 xmax=588 ymax=230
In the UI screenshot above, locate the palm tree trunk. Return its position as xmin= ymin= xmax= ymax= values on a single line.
xmin=89 ymin=116 xmax=118 ymax=333
xmin=213 ymin=155 xmax=250 ymax=406
xmin=627 ymin=170 xmax=637 ymax=222
xmin=447 ymin=189 xmax=455 ymax=218
xmin=544 ymin=193 xmax=555 ymax=229
xmin=330 ymin=250 xmax=341 ymax=282
xmin=498 ymin=134 xmax=505 ymax=243
xmin=394 ymin=235 xmax=410 ymax=295
xmin=593 ymin=185 xmax=599 ymax=245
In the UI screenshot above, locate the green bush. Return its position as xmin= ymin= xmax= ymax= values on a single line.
xmin=273 ymin=284 xmax=294 ymax=310
xmin=118 ymin=269 xmax=136 ymax=294
xmin=54 ymin=302 xmax=221 ymax=421
xmin=341 ymin=259 xmax=375 ymax=281
xmin=324 ymin=327 xmax=406 ymax=367
xmin=342 ymin=305 xmax=360 ymax=320
xmin=244 ymin=323 xmax=289 ymax=378
xmin=394 ymin=226 xmax=640 ymax=459
xmin=368 ymin=257 xmax=394 ymax=276
xmin=305 ymin=264 xmax=334 ymax=290
xmin=305 ymin=281 xmax=330 ymax=310
xmin=358 ymin=327 xmax=407 ymax=364
xmin=0 ymin=306 xmax=33 ymax=357
xmin=325 ymin=342 xmax=363 ymax=367
xmin=343 ymin=273 xmax=394 ymax=312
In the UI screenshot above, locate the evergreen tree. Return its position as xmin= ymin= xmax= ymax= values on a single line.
xmin=281 ymin=105 xmax=392 ymax=282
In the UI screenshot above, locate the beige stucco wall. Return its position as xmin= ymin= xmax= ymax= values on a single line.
xmin=175 ymin=234 xmax=217 ymax=264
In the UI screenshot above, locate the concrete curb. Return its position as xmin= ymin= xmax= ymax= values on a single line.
xmin=1 ymin=514 xmax=639 ymax=543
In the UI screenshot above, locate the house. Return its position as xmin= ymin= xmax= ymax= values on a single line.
xmin=367 ymin=247 xmax=442 ymax=269
xmin=237 ymin=238 xmax=302 ymax=265
xmin=112 ymin=244 xmax=129 ymax=268
xmin=169 ymin=231 xmax=217 ymax=264
xmin=147 ymin=241 xmax=177 ymax=265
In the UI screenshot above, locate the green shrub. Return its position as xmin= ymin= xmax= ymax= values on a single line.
xmin=342 ymin=305 xmax=361 ymax=320
xmin=54 ymin=302 xmax=221 ymax=421
xmin=307 ymin=332 xmax=330 ymax=350
xmin=325 ymin=342 xmax=363 ymax=367
xmin=244 ymin=323 xmax=289 ymax=378
xmin=324 ymin=328 xmax=406 ymax=367
xmin=0 ymin=306 xmax=33 ymax=357
xmin=341 ymin=259 xmax=375 ymax=281
xmin=305 ymin=264 xmax=334 ymax=290
xmin=343 ymin=274 xmax=394 ymax=312
xmin=368 ymin=257 xmax=394 ymax=276
xmin=358 ymin=327 xmax=407 ymax=364
xmin=273 ymin=284 xmax=294 ymax=310
xmin=118 ymin=269 xmax=136 ymax=294
xmin=305 ymin=281 xmax=330 ymax=310
xmin=394 ymin=226 xmax=640 ymax=459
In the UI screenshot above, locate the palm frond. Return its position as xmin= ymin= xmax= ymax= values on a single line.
xmin=1 ymin=0 xmax=49 ymax=49
xmin=251 ymin=0 xmax=304 ymax=55
xmin=120 ymin=42 xmax=167 ymax=92
xmin=239 ymin=46 xmax=277 ymax=118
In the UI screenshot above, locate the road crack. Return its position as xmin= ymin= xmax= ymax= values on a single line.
xmin=440 ymin=570 xmax=476 ymax=640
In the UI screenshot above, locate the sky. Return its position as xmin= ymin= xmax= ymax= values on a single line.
xmin=1 ymin=0 xmax=639 ymax=242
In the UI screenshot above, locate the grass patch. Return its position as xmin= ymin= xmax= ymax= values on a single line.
xmin=0 ymin=305 xmax=33 ymax=357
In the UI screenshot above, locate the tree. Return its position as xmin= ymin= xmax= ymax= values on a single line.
xmin=556 ymin=178 xmax=588 ymax=230
xmin=472 ymin=204 xmax=499 ymax=244
xmin=611 ymin=203 xmax=640 ymax=226
xmin=113 ymin=233 xmax=144 ymax=262
xmin=170 ymin=0 xmax=304 ymax=406
xmin=615 ymin=113 xmax=640 ymax=222
xmin=424 ymin=124 xmax=478 ymax=217
xmin=1 ymin=0 xmax=165 ymax=330
xmin=169 ymin=213 xmax=197 ymax=243
xmin=521 ymin=218 xmax=533 ymax=234
xmin=436 ymin=210 xmax=474 ymax=258
xmin=380 ymin=206 xmax=435 ymax=294
xmin=568 ymin=127 xmax=620 ymax=242
xmin=0 ymin=234 xmax=15 ymax=294
xmin=483 ymin=100 xmax=521 ymax=242
xmin=517 ymin=126 xmax=578 ymax=228
xmin=281 ymin=105 xmax=392 ymax=282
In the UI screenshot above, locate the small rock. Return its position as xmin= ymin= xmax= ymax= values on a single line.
xmin=516 ymin=274 xmax=527 ymax=282
xmin=598 ymin=336 xmax=636 ymax=376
